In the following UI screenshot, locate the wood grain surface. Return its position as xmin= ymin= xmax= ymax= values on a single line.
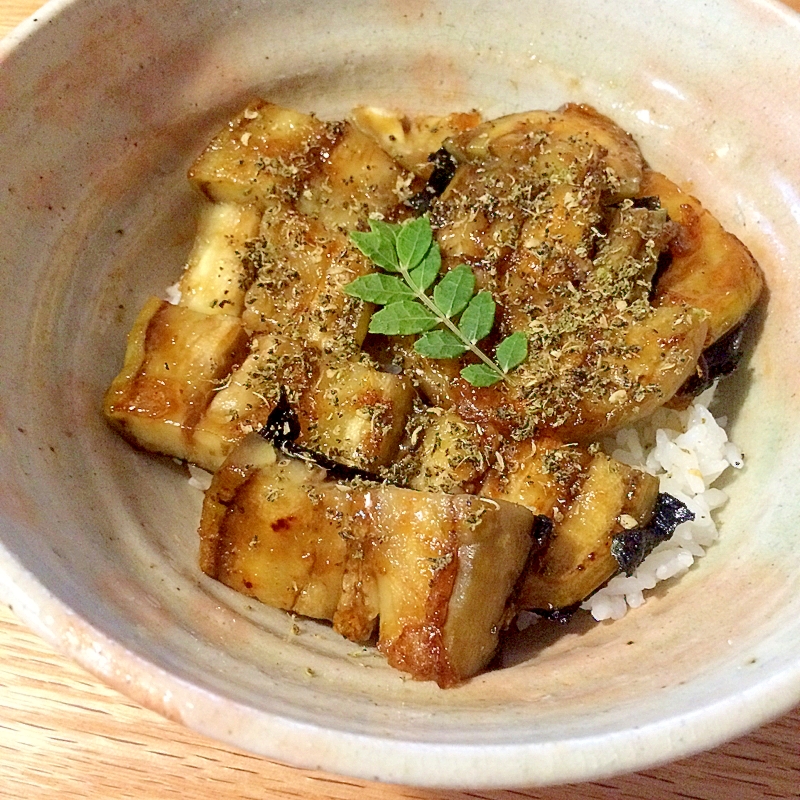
xmin=1 ymin=2 xmax=799 ymax=798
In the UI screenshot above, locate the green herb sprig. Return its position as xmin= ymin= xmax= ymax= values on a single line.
xmin=344 ymin=217 xmax=527 ymax=387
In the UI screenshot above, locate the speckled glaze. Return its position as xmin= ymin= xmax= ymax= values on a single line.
xmin=1 ymin=0 xmax=800 ymax=788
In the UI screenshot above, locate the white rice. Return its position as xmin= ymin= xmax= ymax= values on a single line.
xmin=583 ymin=384 xmax=743 ymax=621
xmin=187 ymin=463 xmax=213 ymax=491
xmin=164 ymin=280 xmax=182 ymax=305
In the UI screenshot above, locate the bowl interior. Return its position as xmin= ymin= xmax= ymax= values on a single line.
xmin=1 ymin=0 xmax=800 ymax=788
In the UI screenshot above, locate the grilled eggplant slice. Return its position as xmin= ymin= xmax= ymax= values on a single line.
xmin=199 ymin=434 xmax=535 ymax=686
xmin=432 ymin=102 xmax=644 ymax=277
xmin=300 ymin=231 xmax=374 ymax=356
xmin=189 ymin=100 xmax=331 ymax=206
xmin=242 ymin=211 xmax=374 ymax=356
xmin=198 ymin=435 xmax=350 ymax=620
xmin=297 ymin=358 xmax=414 ymax=471
xmin=368 ymin=483 xmax=533 ymax=685
xmin=555 ymin=304 xmax=709 ymax=439
xmin=414 ymin=103 xmax=710 ymax=441
xmin=646 ymin=170 xmax=765 ymax=346
xmin=407 ymin=409 xmax=500 ymax=495
xmin=295 ymin=121 xmax=414 ymax=232
xmin=351 ymin=107 xmax=482 ymax=178
xmin=191 ymin=334 xmax=319 ymax=472
xmin=481 ymin=439 xmax=657 ymax=610
xmin=240 ymin=205 xmax=335 ymax=334
xmin=481 ymin=437 xmax=593 ymax=518
xmin=104 ymin=298 xmax=248 ymax=462
xmin=177 ymin=201 xmax=262 ymax=317
xmin=515 ymin=453 xmax=659 ymax=611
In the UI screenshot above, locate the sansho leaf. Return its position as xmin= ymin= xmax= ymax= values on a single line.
xmin=458 ymin=291 xmax=496 ymax=344
xmin=414 ymin=329 xmax=469 ymax=359
xmin=346 ymin=216 xmax=526 ymax=388
xmin=368 ymin=300 xmax=439 ymax=336
xmin=343 ymin=273 xmax=414 ymax=304
xmin=350 ymin=228 xmax=400 ymax=273
xmin=407 ymin=244 xmax=441 ymax=292
xmin=460 ymin=363 xmax=503 ymax=387
xmin=495 ymin=331 xmax=529 ymax=373
xmin=395 ymin=216 xmax=433 ymax=269
xmin=366 ymin=218 xmax=400 ymax=242
xmin=433 ymin=264 xmax=475 ymax=318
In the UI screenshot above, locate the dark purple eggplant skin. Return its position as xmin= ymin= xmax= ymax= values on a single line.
xmin=405 ymin=147 xmax=459 ymax=214
xmin=667 ymin=305 xmax=759 ymax=407
xmin=259 ymin=389 xmax=382 ymax=483
xmin=632 ymin=195 xmax=662 ymax=211
xmin=678 ymin=316 xmax=752 ymax=398
xmin=531 ymin=514 xmax=554 ymax=550
xmin=611 ymin=493 xmax=694 ymax=576
xmin=427 ymin=147 xmax=459 ymax=195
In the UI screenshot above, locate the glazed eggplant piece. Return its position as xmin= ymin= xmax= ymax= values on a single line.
xmin=191 ymin=334 xmax=319 ymax=472
xmin=350 ymin=107 xmax=481 ymax=178
xmin=103 ymin=298 xmax=249 ymax=464
xmin=297 ymin=357 xmax=415 ymax=471
xmin=199 ymin=433 xmax=535 ymax=686
xmin=242 ymin=209 xmax=375 ymax=357
xmin=417 ymin=103 xmax=712 ymax=441
xmin=295 ymin=121 xmax=414 ymax=232
xmin=645 ymin=170 xmax=764 ymax=347
xmin=189 ymin=100 xmax=331 ymax=206
xmin=405 ymin=409 xmax=501 ymax=495
xmin=518 ymin=453 xmax=659 ymax=612
xmin=177 ymin=201 xmax=262 ymax=317
xmin=480 ymin=437 xmax=593 ymax=519
xmin=482 ymin=442 xmax=659 ymax=612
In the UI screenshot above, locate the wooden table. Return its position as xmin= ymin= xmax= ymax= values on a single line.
xmin=2 ymin=2 xmax=799 ymax=797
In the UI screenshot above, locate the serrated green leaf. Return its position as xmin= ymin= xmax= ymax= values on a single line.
xmin=343 ymin=273 xmax=413 ymax=305
xmin=414 ymin=329 xmax=469 ymax=359
xmin=433 ymin=264 xmax=475 ymax=318
xmin=368 ymin=300 xmax=439 ymax=335
xmin=495 ymin=331 xmax=529 ymax=372
xmin=395 ymin=216 xmax=433 ymax=270
xmin=460 ymin=363 xmax=503 ymax=387
xmin=367 ymin=218 xmax=399 ymax=241
xmin=458 ymin=291 xmax=496 ymax=344
xmin=350 ymin=229 xmax=400 ymax=272
xmin=348 ymin=214 xmax=520 ymax=386
xmin=407 ymin=244 xmax=441 ymax=292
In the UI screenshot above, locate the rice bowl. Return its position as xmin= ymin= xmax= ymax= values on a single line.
xmin=1 ymin=0 xmax=800 ymax=788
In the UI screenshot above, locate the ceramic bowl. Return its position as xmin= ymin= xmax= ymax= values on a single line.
xmin=1 ymin=0 xmax=800 ymax=788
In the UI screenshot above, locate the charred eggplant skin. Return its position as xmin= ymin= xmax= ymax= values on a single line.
xmin=406 ymin=147 xmax=459 ymax=213
xmin=259 ymin=388 xmax=381 ymax=483
xmin=677 ymin=313 xmax=755 ymax=399
xmin=531 ymin=514 xmax=554 ymax=549
xmin=611 ymin=493 xmax=694 ymax=575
